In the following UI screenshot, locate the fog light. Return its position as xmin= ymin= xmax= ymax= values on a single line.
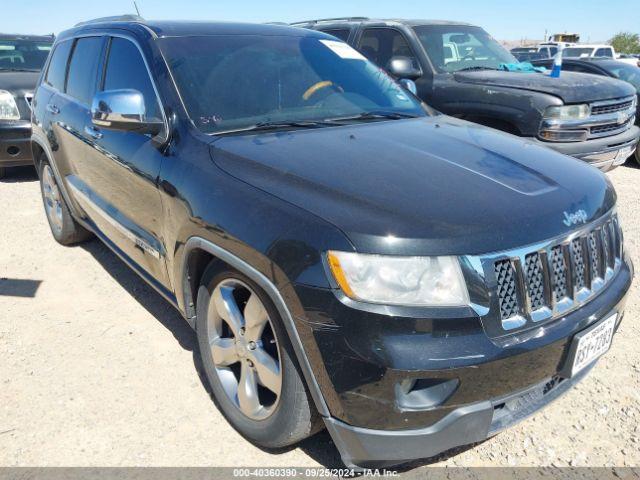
xmin=395 ymin=378 xmax=459 ymax=411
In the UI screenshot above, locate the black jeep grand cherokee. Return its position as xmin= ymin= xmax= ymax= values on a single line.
xmin=31 ymin=17 xmax=633 ymax=468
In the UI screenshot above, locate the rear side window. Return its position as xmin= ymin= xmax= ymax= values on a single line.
xmin=595 ymin=48 xmax=613 ymax=58
xmin=45 ymin=40 xmax=73 ymax=91
xmin=66 ymin=37 xmax=103 ymax=105
xmin=358 ymin=28 xmax=417 ymax=69
xmin=103 ymin=37 xmax=161 ymax=121
xmin=322 ymin=29 xmax=351 ymax=42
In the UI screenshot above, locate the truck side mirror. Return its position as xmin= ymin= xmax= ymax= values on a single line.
xmin=387 ymin=56 xmax=423 ymax=81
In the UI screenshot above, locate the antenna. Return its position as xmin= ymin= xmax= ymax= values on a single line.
xmin=133 ymin=0 xmax=141 ymax=16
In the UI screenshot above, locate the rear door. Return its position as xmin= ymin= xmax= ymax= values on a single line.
xmin=45 ymin=36 xmax=104 ymax=183
xmin=67 ymin=35 xmax=170 ymax=287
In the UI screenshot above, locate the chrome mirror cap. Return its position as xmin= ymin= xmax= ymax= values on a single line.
xmin=91 ymin=89 xmax=162 ymax=135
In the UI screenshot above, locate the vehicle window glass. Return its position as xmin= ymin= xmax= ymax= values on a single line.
xmin=549 ymin=47 xmax=558 ymax=56
xmin=563 ymin=47 xmax=595 ymax=58
xmin=358 ymin=29 xmax=417 ymax=69
xmin=595 ymin=48 xmax=613 ymax=58
xmin=103 ymin=37 xmax=161 ymax=121
xmin=412 ymin=25 xmax=515 ymax=73
xmin=66 ymin=37 xmax=103 ymax=105
xmin=608 ymin=63 xmax=640 ymax=90
xmin=45 ymin=40 xmax=72 ymax=90
xmin=158 ymin=34 xmax=426 ymax=134
xmin=0 ymin=39 xmax=52 ymax=72
xmin=323 ymin=29 xmax=350 ymax=42
xmin=562 ymin=64 xmax=596 ymax=74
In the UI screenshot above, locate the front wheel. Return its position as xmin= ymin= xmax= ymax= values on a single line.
xmin=635 ymin=146 xmax=640 ymax=166
xmin=39 ymin=156 xmax=92 ymax=245
xmin=196 ymin=265 xmax=321 ymax=448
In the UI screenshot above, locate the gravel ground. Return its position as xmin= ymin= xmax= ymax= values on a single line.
xmin=0 ymin=162 xmax=638 ymax=472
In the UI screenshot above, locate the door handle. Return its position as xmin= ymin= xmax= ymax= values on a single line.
xmin=46 ymin=104 xmax=60 ymax=115
xmin=84 ymin=125 xmax=103 ymax=140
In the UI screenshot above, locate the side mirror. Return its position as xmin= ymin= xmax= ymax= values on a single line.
xmin=387 ymin=56 xmax=422 ymax=81
xmin=398 ymin=78 xmax=418 ymax=95
xmin=91 ymin=89 xmax=162 ymax=135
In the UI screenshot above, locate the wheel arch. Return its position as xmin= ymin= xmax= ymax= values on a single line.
xmin=178 ymin=236 xmax=331 ymax=418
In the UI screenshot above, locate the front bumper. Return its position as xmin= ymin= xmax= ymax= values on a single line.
xmin=530 ymin=125 xmax=639 ymax=171
xmin=294 ymin=254 xmax=633 ymax=468
xmin=0 ymin=120 xmax=33 ymax=167
xmin=326 ymin=363 xmax=594 ymax=468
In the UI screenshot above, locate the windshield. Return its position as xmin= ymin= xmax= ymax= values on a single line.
xmin=563 ymin=47 xmax=595 ymax=58
xmin=0 ymin=39 xmax=52 ymax=71
xmin=606 ymin=63 xmax=640 ymax=91
xmin=412 ymin=25 xmax=516 ymax=73
xmin=158 ymin=35 xmax=426 ymax=134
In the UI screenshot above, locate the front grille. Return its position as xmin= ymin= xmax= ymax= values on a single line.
xmin=495 ymin=260 xmax=520 ymax=319
xmin=492 ymin=213 xmax=622 ymax=331
xmin=590 ymin=118 xmax=633 ymax=136
xmin=591 ymin=99 xmax=634 ymax=115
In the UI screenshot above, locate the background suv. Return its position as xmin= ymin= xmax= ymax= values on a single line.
xmin=31 ymin=17 xmax=633 ymax=468
xmin=294 ymin=17 xmax=639 ymax=171
xmin=0 ymin=33 xmax=53 ymax=178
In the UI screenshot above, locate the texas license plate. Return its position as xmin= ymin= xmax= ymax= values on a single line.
xmin=569 ymin=314 xmax=617 ymax=377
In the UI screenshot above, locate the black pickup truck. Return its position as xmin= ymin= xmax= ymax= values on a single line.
xmin=294 ymin=18 xmax=639 ymax=171
xmin=0 ymin=34 xmax=54 ymax=178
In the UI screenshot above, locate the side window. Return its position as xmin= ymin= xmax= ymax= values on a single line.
xmin=358 ymin=28 xmax=417 ymax=69
xmin=549 ymin=47 xmax=558 ymax=56
xmin=66 ymin=37 xmax=103 ymax=105
xmin=103 ymin=37 xmax=161 ymax=121
xmin=563 ymin=64 xmax=597 ymax=74
xmin=595 ymin=48 xmax=613 ymax=58
xmin=45 ymin=40 xmax=73 ymax=91
xmin=322 ymin=29 xmax=351 ymax=42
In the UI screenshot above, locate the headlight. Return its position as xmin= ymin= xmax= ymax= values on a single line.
xmin=544 ymin=104 xmax=590 ymax=120
xmin=327 ymin=251 xmax=469 ymax=306
xmin=0 ymin=90 xmax=20 ymax=120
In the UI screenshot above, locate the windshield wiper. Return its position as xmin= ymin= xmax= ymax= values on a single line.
xmin=0 ymin=68 xmax=40 ymax=72
xmin=328 ymin=111 xmax=420 ymax=122
xmin=214 ymin=119 xmax=342 ymax=135
xmin=457 ymin=66 xmax=498 ymax=72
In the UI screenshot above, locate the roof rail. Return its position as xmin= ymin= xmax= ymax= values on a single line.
xmin=74 ymin=14 xmax=145 ymax=27
xmin=290 ymin=17 xmax=369 ymax=26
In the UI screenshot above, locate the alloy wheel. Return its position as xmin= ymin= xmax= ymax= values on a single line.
xmin=42 ymin=165 xmax=64 ymax=234
xmin=205 ymin=278 xmax=282 ymax=420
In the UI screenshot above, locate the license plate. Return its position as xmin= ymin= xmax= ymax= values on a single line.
xmin=569 ymin=314 xmax=617 ymax=377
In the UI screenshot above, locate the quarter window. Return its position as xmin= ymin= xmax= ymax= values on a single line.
xmin=595 ymin=48 xmax=613 ymax=58
xmin=66 ymin=37 xmax=103 ymax=105
xmin=103 ymin=37 xmax=161 ymax=121
xmin=45 ymin=40 xmax=73 ymax=91
xmin=322 ymin=29 xmax=351 ymax=42
xmin=358 ymin=28 xmax=417 ymax=69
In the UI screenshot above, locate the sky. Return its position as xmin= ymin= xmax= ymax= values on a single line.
xmin=4 ymin=0 xmax=638 ymax=42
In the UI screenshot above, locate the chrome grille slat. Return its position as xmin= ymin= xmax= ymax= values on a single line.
xmin=591 ymin=100 xmax=634 ymax=115
xmin=490 ymin=213 xmax=622 ymax=332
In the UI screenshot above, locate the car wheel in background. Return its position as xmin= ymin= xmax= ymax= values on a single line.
xmin=39 ymin=155 xmax=93 ymax=245
xmin=196 ymin=265 xmax=322 ymax=448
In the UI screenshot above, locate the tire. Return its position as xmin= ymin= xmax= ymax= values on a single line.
xmin=39 ymin=156 xmax=93 ymax=245
xmin=635 ymin=146 xmax=640 ymax=166
xmin=0 ymin=166 xmax=6 ymax=179
xmin=196 ymin=264 xmax=321 ymax=448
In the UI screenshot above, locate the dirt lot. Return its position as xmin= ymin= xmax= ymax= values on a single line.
xmin=0 ymin=162 xmax=638 ymax=471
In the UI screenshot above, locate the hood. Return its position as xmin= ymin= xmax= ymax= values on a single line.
xmin=453 ymin=70 xmax=636 ymax=104
xmin=210 ymin=116 xmax=615 ymax=256
xmin=0 ymin=70 xmax=40 ymax=93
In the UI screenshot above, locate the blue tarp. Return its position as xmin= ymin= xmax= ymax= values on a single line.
xmin=499 ymin=62 xmax=547 ymax=73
